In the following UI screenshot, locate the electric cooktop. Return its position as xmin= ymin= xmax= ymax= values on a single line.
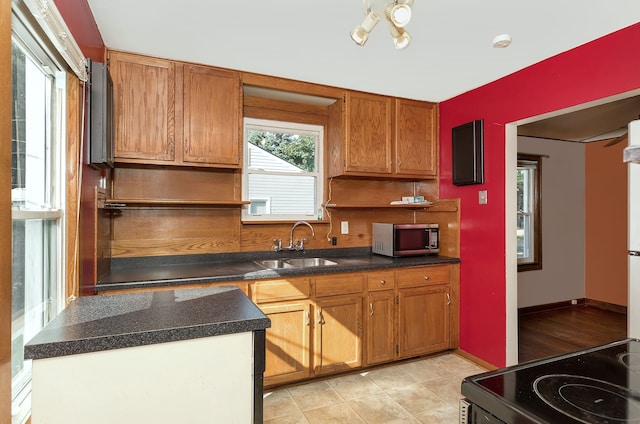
xmin=461 ymin=339 xmax=640 ymax=423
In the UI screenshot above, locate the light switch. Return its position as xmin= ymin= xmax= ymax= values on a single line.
xmin=341 ymin=221 xmax=349 ymax=234
xmin=479 ymin=190 xmax=488 ymax=205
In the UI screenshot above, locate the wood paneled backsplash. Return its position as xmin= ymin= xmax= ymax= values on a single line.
xmin=108 ymin=165 xmax=459 ymax=258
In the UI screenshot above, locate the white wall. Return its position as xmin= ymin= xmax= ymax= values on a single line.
xmin=517 ymin=136 xmax=585 ymax=308
xmin=31 ymin=332 xmax=254 ymax=424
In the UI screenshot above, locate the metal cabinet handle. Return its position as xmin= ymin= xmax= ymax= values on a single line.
xmin=168 ymin=136 xmax=174 ymax=154
xmin=369 ymin=303 xmax=374 ymax=316
xmin=447 ymin=293 xmax=451 ymax=305
xmin=305 ymin=310 xmax=310 ymax=326
xmin=380 ymin=279 xmax=386 ymax=285
xmin=317 ymin=309 xmax=323 ymax=324
xmin=185 ymin=139 xmax=189 ymax=154
xmin=424 ymin=276 xmax=430 ymax=280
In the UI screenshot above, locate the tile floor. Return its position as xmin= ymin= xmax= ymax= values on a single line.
xmin=263 ymin=353 xmax=488 ymax=424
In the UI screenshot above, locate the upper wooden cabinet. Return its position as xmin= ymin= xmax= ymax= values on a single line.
xmin=394 ymin=98 xmax=438 ymax=178
xmin=328 ymin=92 xmax=438 ymax=179
xmin=109 ymin=51 xmax=242 ymax=168
xmin=333 ymin=91 xmax=393 ymax=175
xmin=182 ymin=64 xmax=241 ymax=166
xmin=328 ymin=91 xmax=392 ymax=177
xmin=110 ymin=51 xmax=177 ymax=163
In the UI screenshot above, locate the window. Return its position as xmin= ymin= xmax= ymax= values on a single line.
xmin=517 ymin=154 xmax=542 ymax=271
xmin=243 ymin=118 xmax=324 ymax=221
xmin=249 ymin=198 xmax=270 ymax=215
xmin=11 ymin=20 xmax=66 ymax=424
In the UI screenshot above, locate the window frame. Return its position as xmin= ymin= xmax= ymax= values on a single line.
xmin=10 ymin=14 xmax=67 ymax=424
xmin=517 ymin=153 xmax=542 ymax=272
xmin=242 ymin=117 xmax=324 ymax=222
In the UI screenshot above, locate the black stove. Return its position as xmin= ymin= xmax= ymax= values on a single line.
xmin=460 ymin=339 xmax=640 ymax=423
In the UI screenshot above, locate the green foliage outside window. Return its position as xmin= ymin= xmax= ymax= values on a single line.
xmin=248 ymin=130 xmax=316 ymax=172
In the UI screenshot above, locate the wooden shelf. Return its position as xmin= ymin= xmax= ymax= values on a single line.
xmin=101 ymin=199 xmax=250 ymax=209
xmin=323 ymin=199 xmax=458 ymax=212
xmin=324 ymin=203 xmax=431 ymax=208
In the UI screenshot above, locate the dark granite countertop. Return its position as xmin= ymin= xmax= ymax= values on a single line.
xmin=96 ymin=247 xmax=460 ymax=293
xmin=24 ymin=286 xmax=270 ymax=360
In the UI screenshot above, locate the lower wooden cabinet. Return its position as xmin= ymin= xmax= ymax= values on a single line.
xmin=314 ymin=294 xmax=363 ymax=375
xmin=398 ymin=284 xmax=450 ymax=358
xmin=105 ymin=264 xmax=458 ymax=389
xmin=259 ymin=300 xmax=313 ymax=386
xmin=252 ymin=264 xmax=457 ymax=388
xmin=366 ymin=290 xmax=396 ymax=365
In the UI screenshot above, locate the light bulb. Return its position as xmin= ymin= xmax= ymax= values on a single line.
xmin=385 ymin=3 xmax=412 ymax=28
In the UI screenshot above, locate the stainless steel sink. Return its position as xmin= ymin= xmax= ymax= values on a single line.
xmin=285 ymin=258 xmax=337 ymax=267
xmin=254 ymin=259 xmax=294 ymax=269
xmin=255 ymin=257 xmax=338 ymax=269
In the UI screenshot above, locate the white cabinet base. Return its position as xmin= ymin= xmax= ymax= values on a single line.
xmin=31 ymin=332 xmax=254 ymax=424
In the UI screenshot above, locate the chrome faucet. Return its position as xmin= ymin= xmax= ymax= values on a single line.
xmin=287 ymin=220 xmax=315 ymax=251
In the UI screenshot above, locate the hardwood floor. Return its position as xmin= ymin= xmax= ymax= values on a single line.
xmin=518 ymin=304 xmax=627 ymax=363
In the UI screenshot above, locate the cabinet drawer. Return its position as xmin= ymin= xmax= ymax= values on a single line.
xmin=367 ymin=270 xmax=396 ymax=292
xmin=252 ymin=278 xmax=311 ymax=303
xmin=397 ymin=265 xmax=450 ymax=288
xmin=315 ymin=273 xmax=364 ymax=297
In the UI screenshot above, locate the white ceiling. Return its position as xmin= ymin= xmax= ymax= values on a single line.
xmin=86 ymin=0 xmax=640 ymax=103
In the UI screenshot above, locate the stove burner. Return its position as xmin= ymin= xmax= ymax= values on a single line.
xmin=533 ymin=374 xmax=640 ymax=423
xmin=619 ymin=353 xmax=640 ymax=374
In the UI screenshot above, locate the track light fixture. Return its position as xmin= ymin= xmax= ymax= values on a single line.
xmin=351 ymin=0 xmax=414 ymax=49
xmin=350 ymin=10 xmax=381 ymax=46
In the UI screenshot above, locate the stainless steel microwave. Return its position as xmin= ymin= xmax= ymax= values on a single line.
xmin=372 ymin=223 xmax=439 ymax=257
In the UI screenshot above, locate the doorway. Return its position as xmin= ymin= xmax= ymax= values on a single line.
xmin=505 ymin=90 xmax=640 ymax=365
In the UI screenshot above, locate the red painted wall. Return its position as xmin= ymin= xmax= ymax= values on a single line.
xmin=53 ymin=0 xmax=104 ymax=61
xmin=439 ymin=22 xmax=640 ymax=366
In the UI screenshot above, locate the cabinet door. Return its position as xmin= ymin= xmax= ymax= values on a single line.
xmin=314 ymin=294 xmax=363 ymax=375
xmin=394 ymin=99 xmax=438 ymax=177
xmin=259 ymin=301 xmax=312 ymax=386
xmin=344 ymin=92 xmax=392 ymax=175
xmin=183 ymin=65 xmax=241 ymax=167
xmin=398 ymin=285 xmax=450 ymax=358
xmin=110 ymin=51 xmax=177 ymax=162
xmin=366 ymin=291 xmax=396 ymax=366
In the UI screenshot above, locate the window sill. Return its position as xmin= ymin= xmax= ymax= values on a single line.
xmin=242 ymin=220 xmax=329 ymax=225
xmin=518 ymin=262 xmax=542 ymax=272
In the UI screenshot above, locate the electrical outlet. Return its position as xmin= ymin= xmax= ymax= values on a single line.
xmin=479 ymin=190 xmax=488 ymax=205
xmin=341 ymin=221 xmax=349 ymax=234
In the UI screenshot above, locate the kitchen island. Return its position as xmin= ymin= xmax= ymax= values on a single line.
xmin=24 ymin=286 xmax=270 ymax=424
